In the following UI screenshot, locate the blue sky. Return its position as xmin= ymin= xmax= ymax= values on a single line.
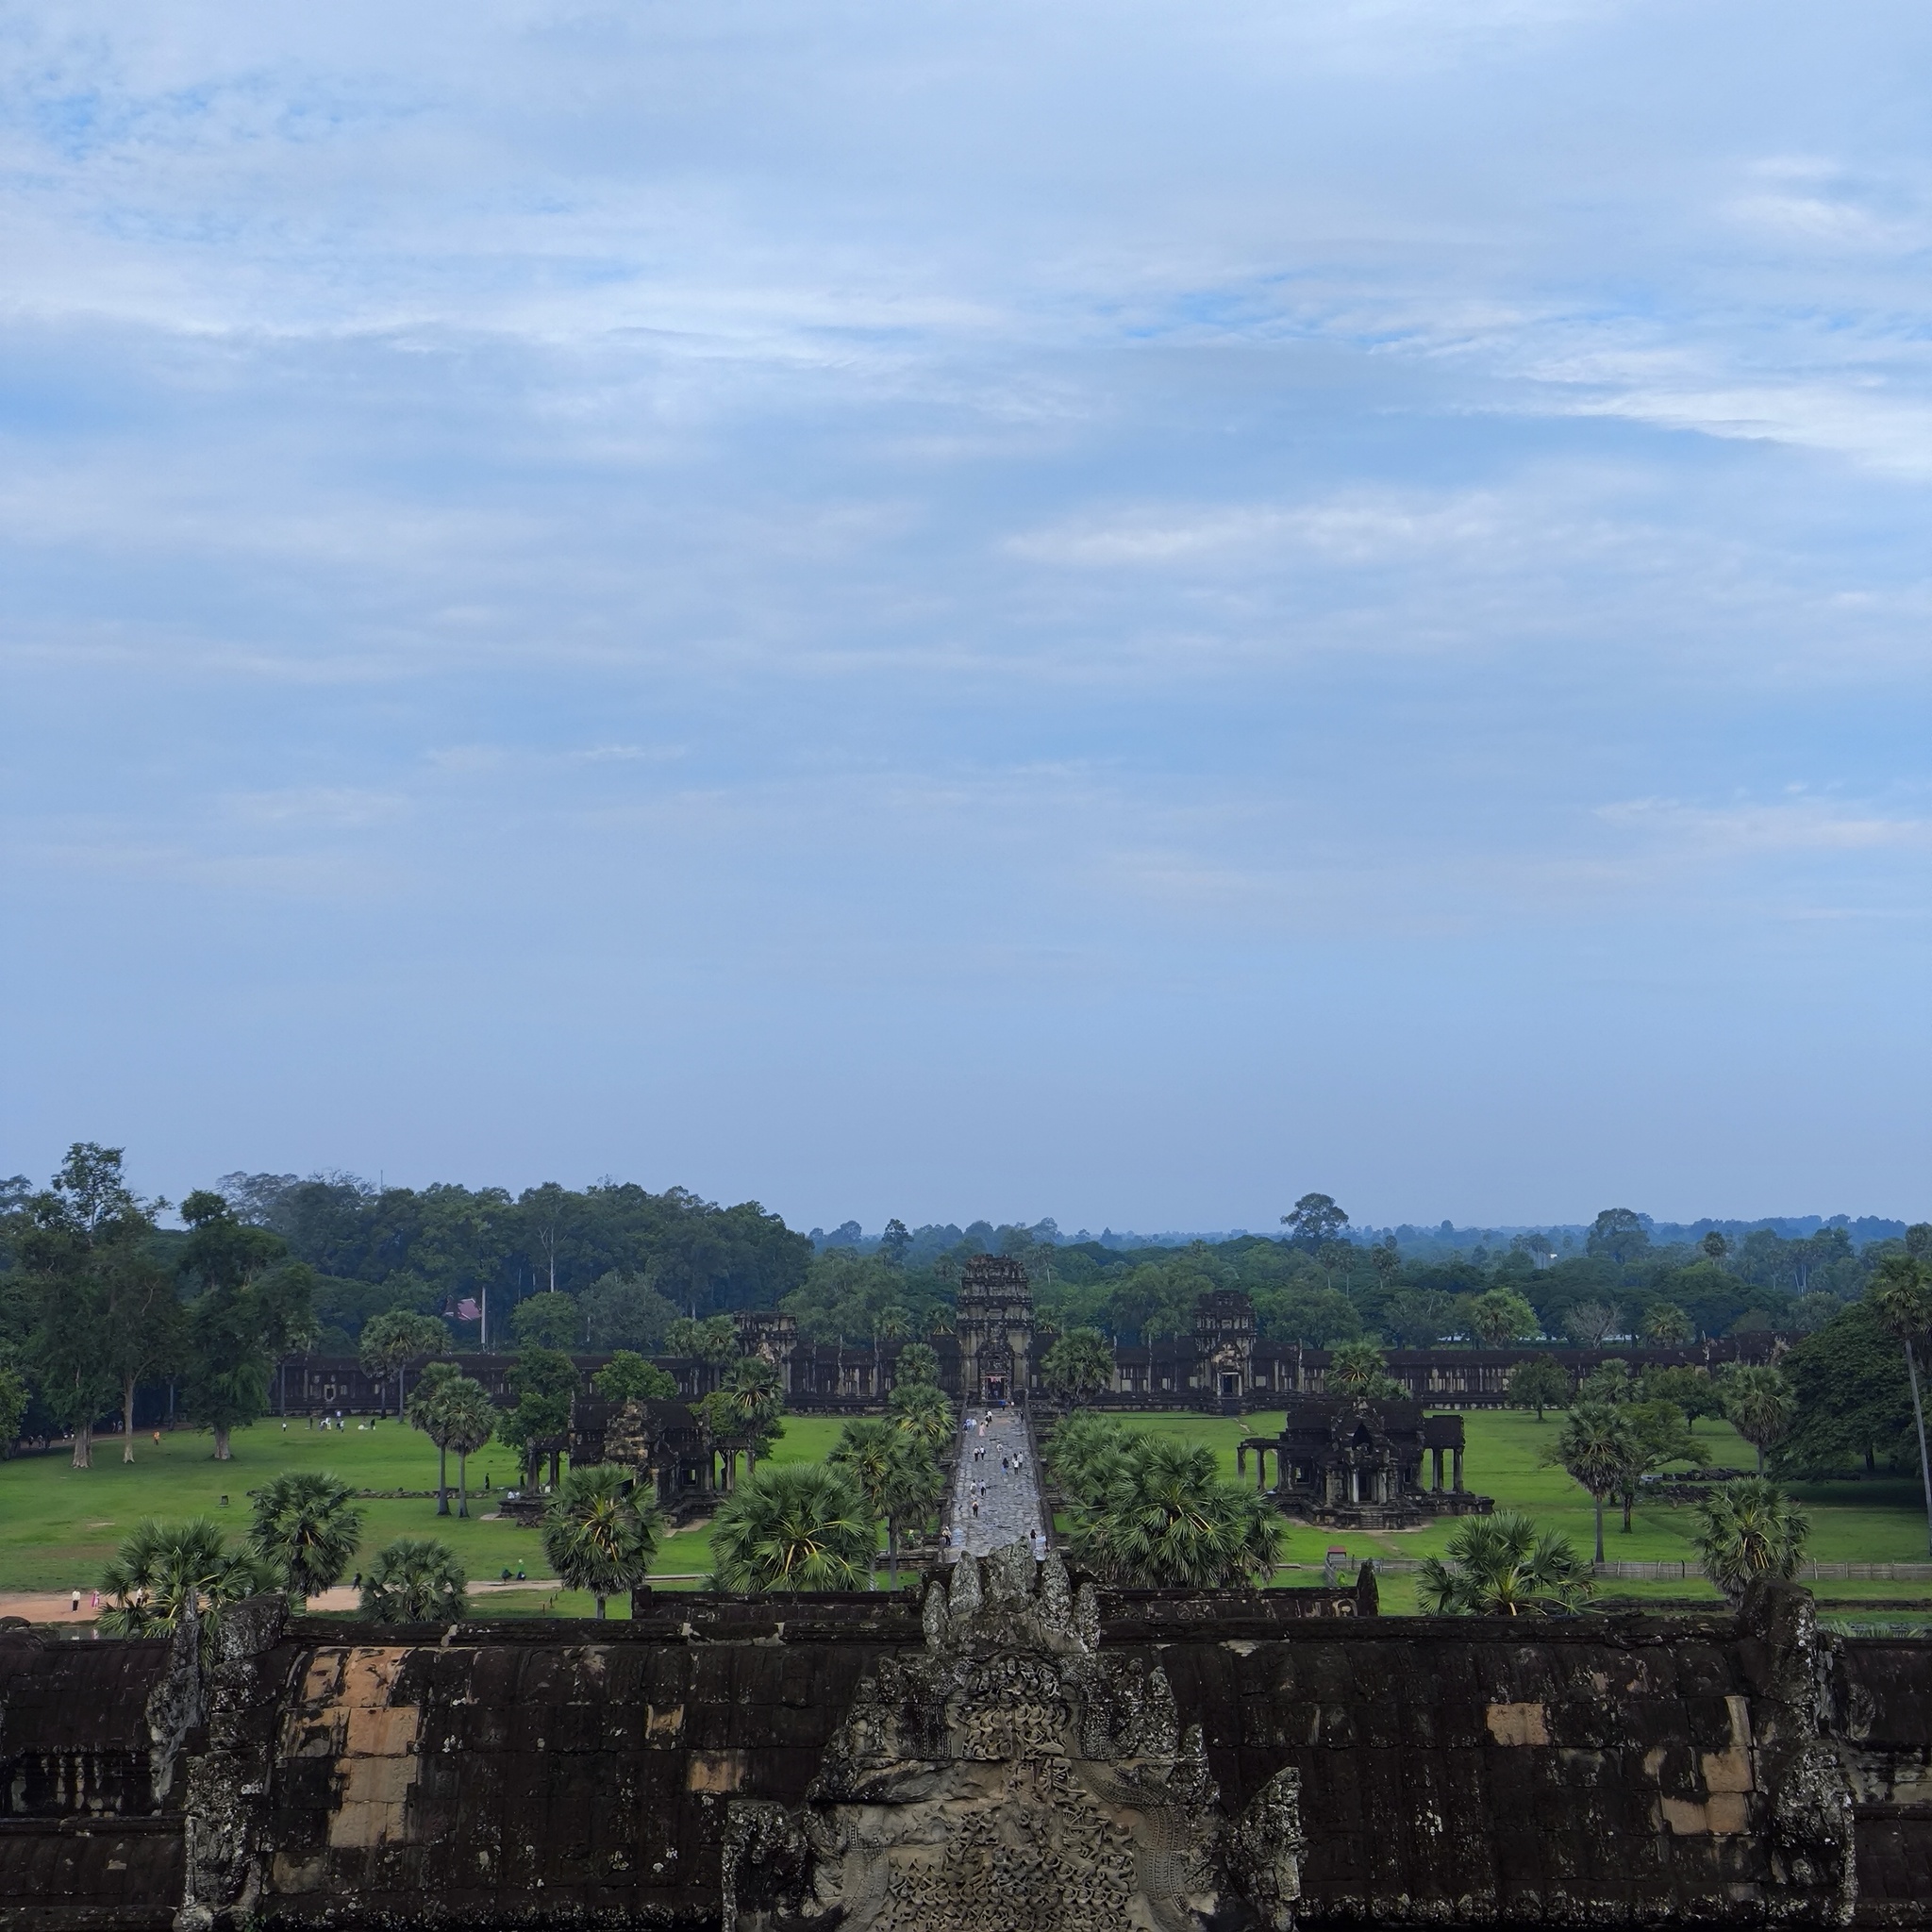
xmin=4 ymin=2 xmax=1930 ymax=1231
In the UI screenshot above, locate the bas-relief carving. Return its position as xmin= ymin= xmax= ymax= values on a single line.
xmin=724 ymin=1544 xmax=1303 ymax=1932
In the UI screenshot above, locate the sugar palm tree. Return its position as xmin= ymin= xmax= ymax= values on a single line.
xmin=881 ymin=1447 xmax=945 ymax=1588
xmin=1551 ymin=1400 xmax=1638 ymax=1563
xmin=433 ymin=1377 xmax=498 ymax=1518
xmin=1326 ymin=1339 xmax=1401 ymax=1400
xmin=709 ymin=1462 xmax=873 ymax=1592
xmin=871 ymin=1305 xmax=911 ymax=1396
xmin=1718 ymin=1363 xmax=1796 ymax=1474
xmin=887 ymin=1379 xmax=953 ymax=1453
xmin=247 ymin=1470 xmax=365 ymax=1605
xmin=407 ymin=1360 xmax=461 ymax=1514
xmin=1067 ymin=1435 xmax=1281 ymax=1589
xmin=723 ymin=1356 xmax=784 ymax=1441
xmin=830 ymin=1419 xmax=900 ymax=1586
xmin=1045 ymin=1410 xmax=1130 ymax=1506
xmin=359 ymin=1538 xmax=468 ymax=1621
xmin=98 ymin=1517 xmax=276 ymax=1649
xmin=1692 ymin=1476 xmax=1810 ymax=1603
xmin=543 ymin=1463 xmax=660 ymax=1618
xmin=1870 ymin=1257 xmax=1932 ymax=1556
xmin=891 ymin=1340 xmax=941 ymax=1388
xmin=1041 ymin=1327 xmax=1115 ymax=1407
xmin=1418 ymin=1511 xmax=1591 ymax=1617
xmin=1643 ymin=1302 xmax=1692 ymax=1345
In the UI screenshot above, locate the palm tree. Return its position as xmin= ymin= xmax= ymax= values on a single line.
xmin=408 ymin=1361 xmax=461 ymax=1513
xmin=924 ymin=1303 xmax=955 ymax=1339
xmin=830 ymin=1419 xmax=900 ymax=1586
xmin=358 ymin=1309 xmax=448 ymax=1420
xmin=723 ymin=1356 xmax=784 ymax=1442
xmin=1552 ymin=1400 xmax=1638 ymax=1563
xmin=892 ymin=1341 xmax=941 ymax=1387
xmin=1067 ymin=1435 xmax=1281 ymax=1588
xmin=882 ymin=1447 xmax=946 ymax=1589
xmin=437 ymin=1379 xmax=498 ymax=1518
xmin=542 ymin=1464 xmax=659 ymax=1618
xmin=1045 ymin=1410 xmax=1130 ymax=1505
xmin=1871 ymin=1257 xmax=1932 ymax=1556
xmin=98 ymin=1517 xmax=276 ymax=1649
xmin=1418 ymin=1511 xmax=1591 ymax=1617
xmin=1326 ymin=1339 xmax=1399 ymax=1399
xmin=1692 ymin=1476 xmax=1810 ymax=1602
xmin=1041 ymin=1327 xmax=1115 ymax=1407
xmin=1643 ymin=1302 xmax=1692 ymax=1345
xmin=872 ymin=1305 xmax=910 ymax=1396
xmin=247 ymin=1471 xmax=364 ymax=1605
xmin=1719 ymin=1363 xmax=1796 ymax=1474
xmin=886 ymin=1379 xmax=953 ymax=1453
xmin=709 ymin=1462 xmax=874 ymax=1592
xmin=359 ymin=1538 xmax=467 ymax=1621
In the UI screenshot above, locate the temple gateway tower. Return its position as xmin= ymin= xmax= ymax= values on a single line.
xmin=957 ymin=1254 xmax=1033 ymax=1405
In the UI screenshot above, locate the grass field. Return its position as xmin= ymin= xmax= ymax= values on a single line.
xmin=1 ymin=1407 xmax=1924 ymax=1616
xmin=0 ymin=1413 xmax=850 ymax=1602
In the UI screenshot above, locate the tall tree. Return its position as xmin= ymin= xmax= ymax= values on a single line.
xmin=1281 ymin=1193 xmax=1349 ymax=1247
xmin=1041 ymin=1326 xmax=1115 ymax=1406
xmin=408 ymin=1361 xmax=461 ymax=1513
xmin=542 ymin=1464 xmax=659 ymax=1617
xmin=709 ymin=1462 xmax=874 ymax=1592
xmin=98 ymin=1517 xmax=276 ymax=1652
xmin=829 ymin=1418 xmax=901 ymax=1588
xmin=1507 ymin=1356 xmax=1571 ymax=1422
xmin=1719 ymin=1363 xmax=1797 ymax=1474
xmin=1468 ymin=1289 xmax=1538 ymax=1349
xmin=510 ymin=1291 xmax=581 ymax=1351
xmin=1586 ymin=1209 xmax=1651 ymax=1268
xmin=15 ymin=1144 xmax=160 ymax=1469
xmin=1870 ymin=1256 xmax=1932 ymax=1555
xmin=248 ymin=1471 xmax=365 ymax=1605
xmin=1692 ymin=1476 xmax=1809 ymax=1602
xmin=358 ymin=1308 xmax=448 ymax=1419
xmin=101 ymin=1248 xmax=184 ymax=1465
xmin=1552 ymin=1400 xmax=1638 ymax=1562
xmin=501 ymin=1345 xmax=576 ymax=1487
xmin=360 ymin=1538 xmax=467 ymax=1621
xmin=595 ymin=1351 xmax=678 ymax=1407
xmin=1066 ymin=1434 xmax=1281 ymax=1589
xmin=438 ymin=1378 xmax=498 ymax=1519
xmin=177 ymin=1191 xmax=307 ymax=1461
xmin=1419 ymin=1512 xmax=1591 ymax=1617
xmin=886 ymin=1378 xmax=953 ymax=1452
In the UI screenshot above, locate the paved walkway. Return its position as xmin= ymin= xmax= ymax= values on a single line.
xmin=949 ymin=1407 xmax=1043 ymax=1558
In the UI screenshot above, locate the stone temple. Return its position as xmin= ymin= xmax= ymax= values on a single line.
xmin=4 ymin=1560 xmax=1929 ymax=1929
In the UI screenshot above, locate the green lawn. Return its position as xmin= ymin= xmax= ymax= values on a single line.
xmin=0 ymin=1412 xmax=850 ymax=1599
xmin=4 ymin=1407 xmax=1925 ymax=1617
xmin=1061 ymin=1408 xmax=1932 ymax=1610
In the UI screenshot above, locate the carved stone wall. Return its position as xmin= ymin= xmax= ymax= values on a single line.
xmin=3 ymin=1574 xmax=1924 ymax=1931
xmin=724 ymin=1546 xmax=1301 ymax=1931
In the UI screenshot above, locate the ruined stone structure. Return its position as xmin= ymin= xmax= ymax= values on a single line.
xmin=957 ymin=1255 xmax=1034 ymax=1407
xmin=4 ymin=1567 xmax=1929 ymax=1930
xmin=276 ymin=1307 xmax=1779 ymax=1421
xmin=1238 ymin=1396 xmax=1494 ymax=1530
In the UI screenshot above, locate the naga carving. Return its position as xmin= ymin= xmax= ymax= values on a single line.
xmin=723 ymin=1543 xmax=1304 ymax=1932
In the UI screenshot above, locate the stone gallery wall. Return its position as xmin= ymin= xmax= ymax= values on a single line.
xmin=1 ymin=1569 xmax=1926 ymax=1930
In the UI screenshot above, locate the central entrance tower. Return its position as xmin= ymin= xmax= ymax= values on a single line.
xmin=956 ymin=1254 xmax=1033 ymax=1406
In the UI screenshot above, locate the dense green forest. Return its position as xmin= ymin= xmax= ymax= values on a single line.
xmin=1 ymin=1153 xmax=1927 ymax=1481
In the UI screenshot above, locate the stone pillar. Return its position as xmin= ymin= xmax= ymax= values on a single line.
xmin=1452 ymin=1446 xmax=1464 ymax=1493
